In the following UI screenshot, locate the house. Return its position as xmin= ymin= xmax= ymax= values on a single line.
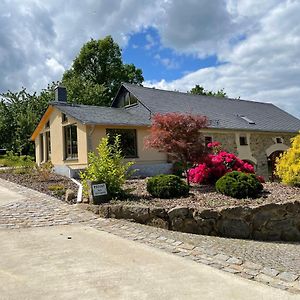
xmin=30 ymin=83 xmax=300 ymax=179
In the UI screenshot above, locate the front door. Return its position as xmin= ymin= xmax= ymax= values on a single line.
xmin=268 ymin=150 xmax=283 ymax=181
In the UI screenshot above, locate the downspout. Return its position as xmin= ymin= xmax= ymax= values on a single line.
xmin=71 ymin=178 xmax=83 ymax=203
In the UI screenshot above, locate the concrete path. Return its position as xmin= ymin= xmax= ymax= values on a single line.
xmin=0 ymin=184 xmax=25 ymax=205
xmin=0 ymin=178 xmax=299 ymax=299
xmin=0 ymin=224 xmax=298 ymax=300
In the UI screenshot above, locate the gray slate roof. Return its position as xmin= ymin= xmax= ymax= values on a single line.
xmin=122 ymin=83 xmax=300 ymax=133
xmin=52 ymin=102 xmax=150 ymax=126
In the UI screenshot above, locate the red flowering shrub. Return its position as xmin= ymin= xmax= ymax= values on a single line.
xmin=188 ymin=142 xmax=255 ymax=184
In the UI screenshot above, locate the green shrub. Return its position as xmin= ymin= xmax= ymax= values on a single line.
xmin=147 ymin=174 xmax=189 ymax=199
xmin=215 ymin=171 xmax=263 ymax=199
xmin=48 ymin=184 xmax=65 ymax=197
xmin=0 ymin=151 xmax=35 ymax=168
xmin=80 ymin=135 xmax=134 ymax=199
xmin=275 ymin=134 xmax=300 ymax=185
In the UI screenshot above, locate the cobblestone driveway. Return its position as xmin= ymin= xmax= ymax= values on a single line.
xmin=1 ymin=178 xmax=300 ymax=294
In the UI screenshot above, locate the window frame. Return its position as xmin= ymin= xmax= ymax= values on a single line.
xmin=64 ymin=124 xmax=78 ymax=160
xmin=204 ymin=136 xmax=213 ymax=147
xmin=239 ymin=135 xmax=248 ymax=146
xmin=106 ymin=128 xmax=138 ymax=158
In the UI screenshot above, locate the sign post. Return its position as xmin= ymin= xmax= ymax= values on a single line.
xmin=88 ymin=181 xmax=109 ymax=204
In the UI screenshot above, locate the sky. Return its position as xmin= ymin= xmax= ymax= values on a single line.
xmin=1 ymin=0 xmax=300 ymax=117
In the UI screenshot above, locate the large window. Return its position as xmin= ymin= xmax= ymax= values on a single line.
xmin=106 ymin=128 xmax=138 ymax=158
xmin=46 ymin=131 xmax=51 ymax=160
xmin=64 ymin=125 xmax=78 ymax=159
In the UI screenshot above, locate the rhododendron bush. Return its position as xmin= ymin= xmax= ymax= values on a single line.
xmin=188 ymin=142 xmax=255 ymax=184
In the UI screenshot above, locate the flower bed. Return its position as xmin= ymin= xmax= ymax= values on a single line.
xmin=0 ymin=171 xmax=78 ymax=202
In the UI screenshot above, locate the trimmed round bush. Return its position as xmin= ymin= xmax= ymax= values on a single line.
xmin=147 ymin=174 xmax=189 ymax=199
xmin=215 ymin=171 xmax=263 ymax=199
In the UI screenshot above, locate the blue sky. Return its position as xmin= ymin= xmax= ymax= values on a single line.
xmin=123 ymin=27 xmax=219 ymax=83
xmin=0 ymin=1 xmax=300 ymax=117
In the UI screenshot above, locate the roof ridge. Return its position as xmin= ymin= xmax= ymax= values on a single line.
xmin=52 ymin=101 xmax=124 ymax=110
xmin=123 ymin=82 xmax=274 ymax=106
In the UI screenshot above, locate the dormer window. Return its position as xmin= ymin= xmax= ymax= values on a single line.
xmin=120 ymin=91 xmax=138 ymax=107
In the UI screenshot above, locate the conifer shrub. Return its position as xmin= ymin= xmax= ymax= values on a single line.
xmin=275 ymin=134 xmax=300 ymax=186
xmin=215 ymin=171 xmax=263 ymax=199
xmin=147 ymin=174 xmax=189 ymax=199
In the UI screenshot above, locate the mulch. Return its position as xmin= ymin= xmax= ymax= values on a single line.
xmin=111 ymin=179 xmax=300 ymax=209
xmin=0 ymin=171 xmax=78 ymax=201
xmin=1 ymin=171 xmax=300 ymax=210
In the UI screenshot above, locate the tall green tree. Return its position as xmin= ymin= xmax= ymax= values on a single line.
xmin=62 ymin=36 xmax=144 ymax=106
xmin=0 ymin=82 xmax=56 ymax=155
xmin=189 ymin=84 xmax=227 ymax=98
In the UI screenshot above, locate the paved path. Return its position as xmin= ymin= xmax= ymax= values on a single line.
xmin=0 ymin=178 xmax=300 ymax=299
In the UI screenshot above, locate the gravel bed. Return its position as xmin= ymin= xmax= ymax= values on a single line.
xmin=0 ymin=171 xmax=78 ymax=202
xmin=108 ymin=179 xmax=300 ymax=209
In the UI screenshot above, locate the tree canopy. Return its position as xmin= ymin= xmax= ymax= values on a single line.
xmin=145 ymin=112 xmax=209 ymax=185
xmin=0 ymin=82 xmax=56 ymax=155
xmin=62 ymin=36 xmax=144 ymax=106
xmin=189 ymin=84 xmax=227 ymax=98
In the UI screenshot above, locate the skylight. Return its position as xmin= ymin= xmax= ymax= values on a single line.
xmin=239 ymin=115 xmax=255 ymax=125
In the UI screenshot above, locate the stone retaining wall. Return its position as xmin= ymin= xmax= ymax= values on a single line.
xmin=79 ymin=201 xmax=300 ymax=242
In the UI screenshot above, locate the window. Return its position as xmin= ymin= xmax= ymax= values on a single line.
xmin=239 ymin=136 xmax=248 ymax=146
xmin=64 ymin=125 xmax=78 ymax=159
xmin=120 ymin=92 xmax=138 ymax=107
xmin=45 ymin=121 xmax=50 ymax=128
xmin=40 ymin=134 xmax=44 ymax=162
xmin=46 ymin=131 xmax=51 ymax=160
xmin=106 ymin=128 xmax=138 ymax=158
xmin=276 ymin=137 xmax=283 ymax=144
xmin=204 ymin=136 xmax=212 ymax=147
xmin=62 ymin=113 xmax=68 ymax=123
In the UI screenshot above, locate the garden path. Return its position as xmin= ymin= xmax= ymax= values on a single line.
xmin=0 ymin=178 xmax=300 ymax=297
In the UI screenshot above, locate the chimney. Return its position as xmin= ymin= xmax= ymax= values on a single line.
xmin=55 ymin=85 xmax=67 ymax=102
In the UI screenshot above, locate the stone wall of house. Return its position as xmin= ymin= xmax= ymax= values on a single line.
xmin=80 ymin=201 xmax=300 ymax=242
xmin=212 ymin=133 xmax=237 ymax=155
xmin=251 ymin=133 xmax=294 ymax=179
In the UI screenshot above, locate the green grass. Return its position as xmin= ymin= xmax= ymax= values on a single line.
xmin=0 ymin=154 xmax=35 ymax=168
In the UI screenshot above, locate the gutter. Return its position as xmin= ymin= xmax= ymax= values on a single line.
xmin=71 ymin=178 xmax=83 ymax=203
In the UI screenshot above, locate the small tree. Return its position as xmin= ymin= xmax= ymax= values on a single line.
xmin=275 ymin=134 xmax=300 ymax=186
xmin=145 ymin=113 xmax=209 ymax=185
xmin=80 ymin=135 xmax=134 ymax=199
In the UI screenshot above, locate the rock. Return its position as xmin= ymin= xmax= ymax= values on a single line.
xmin=86 ymin=204 xmax=99 ymax=215
xmin=168 ymin=207 xmax=191 ymax=220
xmin=122 ymin=206 xmax=150 ymax=223
xmin=170 ymin=217 xmax=198 ymax=233
xmin=217 ymin=218 xmax=251 ymax=239
xmin=65 ymin=189 xmax=76 ymax=203
xmin=147 ymin=217 xmax=169 ymax=229
xmin=198 ymin=209 xmax=220 ymax=220
xmin=281 ymin=228 xmax=300 ymax=241
xmin=109 ymin=205 xmax=123 ymax=219
xmin=149 ymin=207 xmax=168 ymax=219
xmin=98 ymin=205 xmax=110 ymax=218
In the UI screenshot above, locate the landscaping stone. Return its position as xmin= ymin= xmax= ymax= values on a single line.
xmin=65 ymin=189 xmax=76 ymax=203
xmin=168 ymin=207 xmax=191 ymax=219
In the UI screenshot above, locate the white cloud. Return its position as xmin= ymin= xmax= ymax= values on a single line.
xmin=146 ymin=0 xmax=300 ymax=118
xmin=0 ymin=0 xmax=299 ymax=120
